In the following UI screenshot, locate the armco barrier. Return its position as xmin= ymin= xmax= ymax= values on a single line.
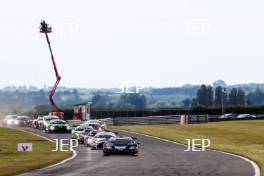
xmin=112 ymin=115 xmax=208 ymax=126
xmin=188 ymin=115 xmax=209 ymax=124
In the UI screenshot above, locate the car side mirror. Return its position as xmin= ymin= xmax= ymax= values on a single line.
xmin=137 ymin=142 xmax=140 ymax=145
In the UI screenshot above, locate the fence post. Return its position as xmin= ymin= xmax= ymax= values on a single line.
xmin=180 ymin=115 xmax=188 ymax=125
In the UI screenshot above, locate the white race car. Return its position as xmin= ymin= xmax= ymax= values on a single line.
xmin=86 ymin=131 xmax=116 ymax=149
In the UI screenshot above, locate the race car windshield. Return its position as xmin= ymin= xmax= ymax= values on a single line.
xmin=46 ymin=117 xmax=57 ymax=121
xmin=113 ymin=139 xmax=132 ymax=145
xmin=97 ymin=134 xmax=114 ymax=138
xmin=51 ymin=121 xmax=66 ymax=124
xmin=75 ymin=127 xmax=84 ymax=131
xmin=7 ymin=116 xmax=17 ymax=120
xmin=89 ymin=124 xmax=99 ymax=129
xmin=17 ymin=117 xmax=29 ymax=120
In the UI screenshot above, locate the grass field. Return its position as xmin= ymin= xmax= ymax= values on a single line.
xmin=0 ymin=127 xmax=72 ymax=176
xmin=113 ymin=120 xmax=264 ymax=175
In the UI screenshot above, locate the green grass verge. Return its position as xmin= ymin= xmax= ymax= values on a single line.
xmin=113 ymin=120 xmax=264 ymax=175
xmin=0 ymin=127 xmax=72 ymax=176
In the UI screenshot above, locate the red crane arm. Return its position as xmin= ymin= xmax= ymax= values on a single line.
xmin=40 ymin=20 xmax=61 ymax=115
xmin=44 ymin=33 xmax=60 ymax=79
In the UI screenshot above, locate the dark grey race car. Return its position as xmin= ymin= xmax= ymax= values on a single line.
xmin=103 ymin=137 xmax=140 ymax=156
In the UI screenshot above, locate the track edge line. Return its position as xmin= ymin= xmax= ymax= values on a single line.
xmin=116 ymin=129 xmax=261 ymax=176
xmin=17 ymin=129 xmax=77 ymax=175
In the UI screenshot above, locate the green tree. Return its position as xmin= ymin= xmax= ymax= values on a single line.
xmin=197 ymin=85 xmax=213 ymax=106
xmin=72 ymin=89 xmax=80 ymax=99
xmin=197 ymin=85 xmax=208 ymax=105
xmin=229 ymin=88 xmax=238 ymax=105
xmin=228 ymin=88 xmax=245 ymax=105
xmin=182 ymin=98 xmax=192 ymax=107
xmin=207 ymin=86 xmax=214 ymax=106
xmin=191 ymin=98 xmax=198 ymax=107
xmin=118 ymin=93 xmax=147 ymax=109
xmin=214 ymin=86 xmax=222 ymax=106
xmin=214 ymin=86 xmax=227 ymax=106
xmin=91 ymin=95 xmax=109 ymax=108
xmin=237 ymin=89 xmax=245 ymax=105
xmin=247 ymin=88 xmax=264 ymax=105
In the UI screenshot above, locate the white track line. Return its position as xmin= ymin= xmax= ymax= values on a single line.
xmin=117 ymin=129 xmax=260 ymax=176
xmin=18 ymin=129 xmax=77 ymax=169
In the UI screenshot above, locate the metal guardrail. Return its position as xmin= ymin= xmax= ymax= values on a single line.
xmin=112 ymin=115 xmax=208 ymax=126
xmin=99 ymin=114 xmax=264 ymax=126
xmin=188 ymin=115 xmax=209 ymax=124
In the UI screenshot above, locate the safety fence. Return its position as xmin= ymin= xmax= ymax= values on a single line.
xmin=98 ymin=114 xmax=264 ymax=126
xmin=111 ymin=115 xmax=208 ymax=126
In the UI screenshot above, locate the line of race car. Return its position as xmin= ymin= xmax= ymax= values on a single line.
xmin=2 ymin=114 xmax=140 ymax=156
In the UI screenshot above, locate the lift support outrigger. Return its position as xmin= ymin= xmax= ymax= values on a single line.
xmin=40 ymin=20 xmax=64 ymax=118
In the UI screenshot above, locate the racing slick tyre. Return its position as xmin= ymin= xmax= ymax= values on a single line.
xmin=103 ymin=152 xmax=110 ymax=156
xmin=91 ymin=146 xmax=97 ymax=150
xmin=131 ymin=152 xmax=138 ymax=156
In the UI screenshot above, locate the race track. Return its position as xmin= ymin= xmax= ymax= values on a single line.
xmin=19 ymin=128 xmax=255 ymax=176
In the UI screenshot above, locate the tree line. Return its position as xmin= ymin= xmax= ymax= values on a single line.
xmin=91 ymin=93 xmax=147 ymax=109
xmin=183 ymin=85 xmax=249 ymax=107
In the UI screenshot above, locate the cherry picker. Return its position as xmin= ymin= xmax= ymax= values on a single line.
xmin=40 ymin=20 xmax=64 ymax=118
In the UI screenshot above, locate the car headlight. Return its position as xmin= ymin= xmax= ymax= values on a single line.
xmin=50 ymin=126 xmax=55 ymax=130
xmin=14 ymin=120 xmax=19 ymax=125
xmin=7 ymin=120 xmax=12 ymax=125
xmin=94 ymin=140 xmax=101 ymax=144
xmin=67 ymin=126 xmax=71 ymax=130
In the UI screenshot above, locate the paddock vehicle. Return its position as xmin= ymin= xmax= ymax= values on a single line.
xmin=14 ymin=116 xmax=32 ymax=126
xmin=36 ymin=116 xmax=45 ymax=129
xmin=76 ymin=127 xmax=95 ymax=144
xmin=3 ymin=115 xmax=18 ymax=126
xmin=67 ymin=120 xmax=82 ymax=129
xmin=237 ymin=114 xmax=256 ymax=119
xmin=80 ymin=122 xmax=102 ymax=132
xmin=87 ymin=120 xmax=103 ymax=125
xmin=45 ymin=119 xmax=71 ymax=133
xmin=84 ymin=130 xmax=98 ymax=145
xmin=32 ymin=118 xmax=41 ymax=128
xmin=103 ymin=137 xmax=139 ymax=156
xmin=42 ymin=116 xmax=59 ymax=129
xmin=99 ymin=118 xmax=113 ymax=126
xmin=87 ymin=120 xmax=107 ymax=129
xmin=71 ymin=126 xmax=93 ymax=140
xmin=86 ymin=131 xmax=116 ymax=149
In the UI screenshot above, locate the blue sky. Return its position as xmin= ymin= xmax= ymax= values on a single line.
xmin=0 ymin=0 xmax=263 ymax=88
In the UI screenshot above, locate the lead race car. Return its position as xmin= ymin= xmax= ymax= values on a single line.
xmin=103 ymin=137 xmax=140 ymax=156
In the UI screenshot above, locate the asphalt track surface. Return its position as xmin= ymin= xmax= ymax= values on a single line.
xmin=19 ymin=127 xmax=255 ymax=176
